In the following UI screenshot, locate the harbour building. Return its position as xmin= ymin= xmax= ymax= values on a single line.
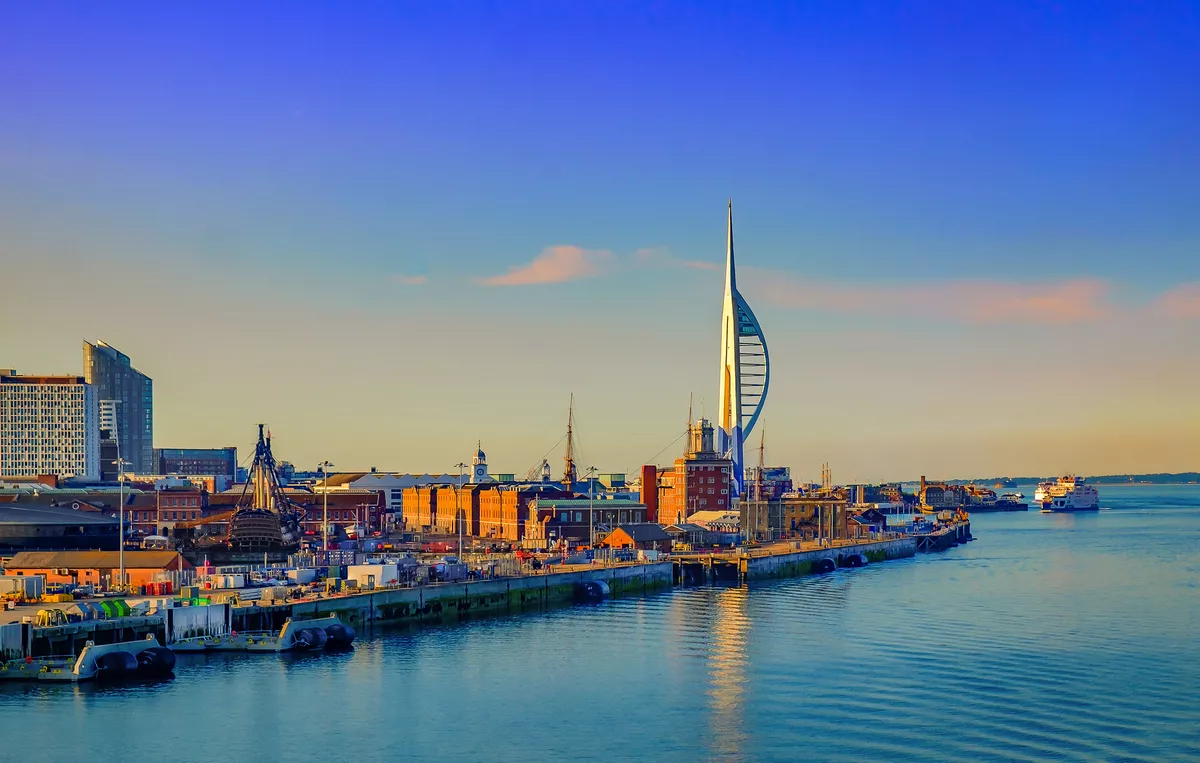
xmin=155 ymin=447 xmax=238 ymax=483
xmin=0 ymin=370 xmax=100 ymax=481
xmin=717 ymin=201 xmax=769 ymax=497
xmin=83 ymin=340 xmax=154 ymax=475
xmin=649 ymin=418 xmax=734 ymax=526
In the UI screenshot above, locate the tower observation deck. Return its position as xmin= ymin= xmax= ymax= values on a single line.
xmin=717 ymin=200 xmax=769 ymax=497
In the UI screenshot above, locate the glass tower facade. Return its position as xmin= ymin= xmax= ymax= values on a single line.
xmin=83 ymin=340 xmax=154 ymax=474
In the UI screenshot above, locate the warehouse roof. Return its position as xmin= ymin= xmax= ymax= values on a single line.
xmin=610 ymin=523 xmax=672 ymax=542
xmin=5 ymin=550 xmax=189 ymax=570
xmin=0 ymin=503 xmax=118 ymax=526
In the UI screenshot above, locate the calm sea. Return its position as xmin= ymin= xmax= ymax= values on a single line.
xmin=4 ymin=485 xmax=1198 ymax=762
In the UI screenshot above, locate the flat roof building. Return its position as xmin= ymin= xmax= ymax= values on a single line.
xmin=0 ymin=371 xmax=100 ymax=481
xmin=155 ymin=447 xmax=237 ymax=482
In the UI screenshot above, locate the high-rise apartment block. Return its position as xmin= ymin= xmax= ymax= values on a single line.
xmin=0 ymin=370 xmax=100 ymax=480
xmin=83 ymin=340 xmax=153 ymax=474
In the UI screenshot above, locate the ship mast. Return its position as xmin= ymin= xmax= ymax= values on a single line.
xmin=563 ymin=394 xmax=577 ymax=490
xmin=236 ymin=424 xmax=290 ymax=514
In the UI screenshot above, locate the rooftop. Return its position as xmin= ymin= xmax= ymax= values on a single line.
xmin=610 ymin=523 xmax=672 ymax=542
xmin=530 ymin=498 xmax=647 ymax=508
xmin=0 ymin=503 xmax=118 ymax=526
xmin=5 ymin=550 xmax=186 ymax=569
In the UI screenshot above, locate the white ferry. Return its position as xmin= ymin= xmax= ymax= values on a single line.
xmin=1034 ymin=476 xmax=1099 ymax=511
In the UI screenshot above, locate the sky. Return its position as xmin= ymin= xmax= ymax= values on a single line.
xmin=2 ymin=1 xmax=1198 ymax=482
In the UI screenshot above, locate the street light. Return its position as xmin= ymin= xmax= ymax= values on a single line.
xmin=455 ymin=462 xmax=469 ymax=559
xmin=319 ymin=461 xmax=334 ymax=553
xmin=113 ymin=457 xmax=131 ymax=591
xmin=585 ymin=466 xmax=598 ymax=547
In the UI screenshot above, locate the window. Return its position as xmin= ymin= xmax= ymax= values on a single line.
xmin=707 ymin=489 xmax=714 ymax=495
xmin=575 ymin=512 xmax=582 ymax=522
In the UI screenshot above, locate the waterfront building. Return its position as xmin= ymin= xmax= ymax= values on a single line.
xmin=477 ymin=484 xmax=572 ymax=542
xmin=4 ymin=549 xmax=191 ymax=589
xmin=155 ymin=447 xmax=238 ymax=483
xmin=652 ymin=419 xmax=734 ymax=526
xmin=597 ymin=523 xmax=672 ymax=554
xmin=83 ymin=340 xmax=154 ymax=474
xmin=716 ymin=201 xmax=769 ymax=497
xmin=0 ymin=371 xmax=100 ymax=481
xmin=316 ymin=470 xmax=468 ymax=529
xmin=684 ymin=510 xmax=742 ymax=545
xmin=662 ymin=522 xmax=709 ymax=548
xmin=739 ymin=493 xmax=850 ymax=542
xmin=526 ymin=497 xmax=649 ymax=546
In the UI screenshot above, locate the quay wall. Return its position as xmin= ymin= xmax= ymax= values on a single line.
xmin=238 ymin=561 xmax=675 ymax=630
xmin=742 ymin=537 xmax=916 ymax=581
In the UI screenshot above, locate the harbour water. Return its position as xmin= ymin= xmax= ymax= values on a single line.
xmin=3 ymin=485 xmax=1198 ymax=762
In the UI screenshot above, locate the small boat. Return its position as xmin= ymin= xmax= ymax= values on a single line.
xmin=995 ymin=492 xmax=1028 ymax=509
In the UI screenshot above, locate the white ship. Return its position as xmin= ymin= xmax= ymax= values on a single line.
xmin=1034 ymin=476 xmax=1099 ymax=511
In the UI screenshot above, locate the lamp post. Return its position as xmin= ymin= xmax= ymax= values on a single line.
xmin=319 ymin=461 xmax=334 ymax=553
xmin=455 ymin=462 xmax=469 ymax=558
xmin=113 ymin=457 xmax=131 ymax=591
xmin=585 ymin=466 xmax=597 ymax=547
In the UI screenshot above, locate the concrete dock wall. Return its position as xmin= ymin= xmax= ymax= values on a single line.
xmin=249 ymin=561 xmax=675 ymax=629
xmin=741 ymin=537 xmax=916 ymax=581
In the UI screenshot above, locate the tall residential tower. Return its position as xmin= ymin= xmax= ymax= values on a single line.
xmin=717 ymin=201 xmax=769 ymax=497
xmin=0 ymin=370 xmax=100 ymax=480
xmin=83 ymin=340 xmax=154 ymax=474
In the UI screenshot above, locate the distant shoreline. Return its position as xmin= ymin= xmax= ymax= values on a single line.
xmin=919 ymin=475 xmax=1200 ymax=487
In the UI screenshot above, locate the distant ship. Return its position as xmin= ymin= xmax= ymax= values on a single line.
xmin=995 ymin=492 xmax=1028 ymax=509
xmin=1034 ymin=476 xmax=1099 ymax=512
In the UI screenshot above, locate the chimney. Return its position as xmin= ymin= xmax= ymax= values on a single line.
xmin=641 ymin=464 xmax=658 ymax=523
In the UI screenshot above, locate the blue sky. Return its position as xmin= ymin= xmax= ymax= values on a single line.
xmin=2 ymin=2 xmax=1198 ymax=480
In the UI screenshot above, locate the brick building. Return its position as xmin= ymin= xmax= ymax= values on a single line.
xmin=526 ymin=497 xmax=649 ymax=547
xmin=4 ymin=549 xmax=192 ymax=589
xmin=126 ymin=487 xmax=205 ymax=537
xmin=648 ymin=419 xmax=733 ymax=526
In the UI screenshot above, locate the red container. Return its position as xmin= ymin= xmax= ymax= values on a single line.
xmin=163 ymin=582 xmax=172 ymax=595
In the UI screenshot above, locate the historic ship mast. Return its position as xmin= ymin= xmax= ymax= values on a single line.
xmin=227 ymin=424 xmax=302 ymax=551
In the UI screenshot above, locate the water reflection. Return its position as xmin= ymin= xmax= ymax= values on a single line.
xmin=707 ymin=586 xmax=750 ymax=761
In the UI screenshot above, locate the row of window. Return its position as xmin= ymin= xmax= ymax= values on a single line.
xmin=131 ymin=511 xmax=199 ymax=521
